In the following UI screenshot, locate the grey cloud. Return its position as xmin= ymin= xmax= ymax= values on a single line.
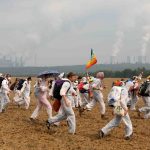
xmin=0 ymin=0 xmax=150 ymax=66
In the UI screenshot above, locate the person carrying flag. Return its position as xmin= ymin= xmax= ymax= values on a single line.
xmin=79 ymin=49 xmax=107 ymax=119
xmin=79 ymin=72 xmax=107 ymax=119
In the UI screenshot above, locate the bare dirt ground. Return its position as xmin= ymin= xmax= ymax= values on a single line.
xmin=0 ymin=78 xmax=150 ymax=150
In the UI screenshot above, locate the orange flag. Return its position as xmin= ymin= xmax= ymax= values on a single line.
xmin=86 ymin=49 xmax=97 ymax=69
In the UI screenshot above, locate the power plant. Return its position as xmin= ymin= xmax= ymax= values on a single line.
xmin=0 ymin=53 xmax=149 ymax=67
xmin=110 ymin=55 xmax=148 ymax=64
xmin=0 ymin=54 xmax=25 ymax=67
xmin=110 ymin=56 xmax=116 ymax=64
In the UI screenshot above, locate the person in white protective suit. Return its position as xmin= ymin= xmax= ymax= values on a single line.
xmin=17 ymin=77 xmax=32 ymax=109
xmin=0 ymin=74 xmax=11 ymax=113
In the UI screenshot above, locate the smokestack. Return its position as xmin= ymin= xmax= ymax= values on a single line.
xmin=110 ymin=56 xmax=116 ymax=64
xmin=15 ymin=56 xmax=18 ymax=67
xmin=127 ymin=56 xmax=131 ymax=64
xmin=142 ymin=56 xmax=146 ymax=64
xmin=20 ymin=56 xmax=24 ymax=67
xmin=133 ymin=56 xmax=136 ymax=64
xmin=144 ymin=56 xmax=147 ymax=64
xmin=138 ymin=56 xmax=142 ymax=64
xmin=137 ymin=56 xmax=147 ymax=64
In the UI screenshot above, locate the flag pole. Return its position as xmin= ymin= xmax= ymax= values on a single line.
xmin=86 ymin=68 xmax=93 ymax=100
xmin=86 ymin=69 xmax=89 ymax=81
xmin=86 ymin=69 xmax=89 ymax=77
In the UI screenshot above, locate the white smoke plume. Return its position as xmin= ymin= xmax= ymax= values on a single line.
xmin=141 ymin=26 xmax=150 ymax=56
xmin=111 ymin=0 xmax=147 ymax=59
xmin=112 ymin=31 xmax=124 ymax=57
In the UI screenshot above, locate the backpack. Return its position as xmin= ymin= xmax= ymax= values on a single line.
xmin=0 ymin=77 xmax=5 ymax=88
xmin=113 ymin=89 xmax=125 ymax=116
xmin=138 ymin=81 xmax=150 ymax=97
xmin=53 ymin=80 xmax=71 ymax=100
xmin=108 ymin=86 xmax=122 ymax=107
xmin=16 ymin=79 xmax=26 ymax=90
xmin=78 ymin=82 xmax=89 ymax=93
xmin=113 ymin=99 xmax=125 ymax=116
xmin=125 ymin=79 xmax=133 ymax=84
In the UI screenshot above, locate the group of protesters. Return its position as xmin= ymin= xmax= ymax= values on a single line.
xmin=0 ymin=71 xmax=150 ymax=140
xmin=0 ymin=74 xmax=32 ymax=112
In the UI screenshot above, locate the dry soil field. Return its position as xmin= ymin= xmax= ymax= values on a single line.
xmin=0 ymin=78 xmax=150 ymax=150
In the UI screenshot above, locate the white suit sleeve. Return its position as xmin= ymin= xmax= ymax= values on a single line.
xmin=120 ymin=89 xmax=128 ymax=110
xmin=60 ymin=82 xmax=71 ymax=96
xmin=92 ymin=79 xmax=100 ymax=88
xmin=21 ymin=81 xmax=27 ymax=93
xmin=2 ymin=80 xmax=10 ymax=92
xmin=83 ymin=84 xmax=90 ymax=90
xmin=133 ymin=82 xmax=139 ymax=90
xmin=70 ymin=87 xmax=77 ymax=95
xmin=92 ymin=79 xmax=103 ymax=90
xmin=49 ymin=81 xmax=55 ymax=96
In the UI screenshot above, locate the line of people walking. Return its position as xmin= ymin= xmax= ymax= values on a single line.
xmin=0 ymin=71 xmax=150 ymax=140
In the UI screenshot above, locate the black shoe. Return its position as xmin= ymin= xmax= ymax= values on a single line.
xmin=101 ymin=115 xmax=108 ymax=120
xmin=125 ymin=134 xmax=133 ymax=140
xmin=46 ymin=120 xmax=51 ymax=130
xmin=98 ymin=130 xmax=104 ymax=139
xmin=30 ymin=117 xmax=35 ymax=122
xmin=67 ymin=120 xmax=69 ymax=127
xmin=79 ymin=107 xmax=85 ymax=117
xmin=137 ymin=109 xmax=141 ymax=117
xmin=2 ymin=109 xmax=5 ymax=113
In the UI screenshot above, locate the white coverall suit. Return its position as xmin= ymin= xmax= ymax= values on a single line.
xmin=86 ymin=78 xmax=106 ymax=115
xmin=101 ymin=87 xmax=133 ymax=138
xmin=17 ymin=81 xmax=31 ymax=109
xmin=0 ymin=79 xmax=10 ymax=112
xmin=139 ymin=84 xmax=150 ymax=119
xmin=48 ymin=79 xmax=76 ymax=134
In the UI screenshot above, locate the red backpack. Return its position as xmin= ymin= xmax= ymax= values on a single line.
xmin=78 ymin=82 xmax=88 ymax=93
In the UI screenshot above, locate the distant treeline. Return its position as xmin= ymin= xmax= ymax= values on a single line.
xmin=80 ymin=67 xmax=150 ymax=78
xmin=0 ymin=66 xmax=150 ymax=78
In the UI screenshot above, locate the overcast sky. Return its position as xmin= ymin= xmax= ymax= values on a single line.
xmin=0 ymin=0 xmax=150 ymax=66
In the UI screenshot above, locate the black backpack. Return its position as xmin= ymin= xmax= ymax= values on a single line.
xmin=16 ymin=79 xmax=26 ymax=90
xmin=53 ymin=80 xmax=71 ymax=100
xmin=138 ymin=81 xmax=150 ymax=97
xmin=0 ymin=77 xmax=5 ymax=88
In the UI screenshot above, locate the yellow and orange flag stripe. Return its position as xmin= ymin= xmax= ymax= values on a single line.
xmin=86 ymin=49 xmax=97 ymax=69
